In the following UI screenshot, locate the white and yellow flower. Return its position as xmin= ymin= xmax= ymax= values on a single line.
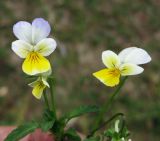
xmin=93 ymin=47 xmax=151 ymax=87
xmin=29 ymin=69 xmax=52 ymax=99
xmin=12 ymin=18 xmax=56 ymax=75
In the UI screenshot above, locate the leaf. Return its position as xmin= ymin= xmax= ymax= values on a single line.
xmin=84 ymin=136 xmax=100 ymax=141
xmin=40 ymin=120 xmax=55 ymax=132
xmin=43 ymin=109 xmax=55 ymax=121
xmin=4 ymin=122 xmax=39 ymax=141
xmin=61 ymin=105 xmax=100 ymax=122
xmin=63 ymin=128 xmax=81 ymax=141
xmin=40 ymin=109 xmax=56 ymax=132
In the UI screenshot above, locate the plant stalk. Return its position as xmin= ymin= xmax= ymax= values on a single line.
xmin=94 ymin=77 xmax=128 ymax=130
xmin=49 ymin=78 xmax=57 ymax=119
xmin=88 ymin=113 xmax=124 ymax=137
xmin=43 ymin=89 xmax=50 ymax=110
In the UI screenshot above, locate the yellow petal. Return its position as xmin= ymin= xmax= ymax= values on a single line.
xmin=32 ymin=81 xmax=46 ymax=99
xmin=22 ymin=52 xmax=51 ymax=75
xmin=93 ymin=68 xmax=120 ymax=87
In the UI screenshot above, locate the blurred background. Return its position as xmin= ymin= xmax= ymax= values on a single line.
xmin=0 ymin=0 xmax=159 ymax=140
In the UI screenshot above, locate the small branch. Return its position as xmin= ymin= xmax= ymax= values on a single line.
xmin=87 ymin=113 xmax=124 ymax=138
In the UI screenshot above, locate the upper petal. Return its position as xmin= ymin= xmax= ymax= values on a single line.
xmin=12 ymin=40 xmax=33 ymax=58
xmin=118 ymin=47 xmax=151 ymax=65
xmin=34 ymin=38 xmax=56 ymax=56
xmin=13 ymin=21 xmax=32 ymax=43
xmin=32 ymin=18 xmax=51 ymax=44
xmin=120 ymin=63 xmax=144 ymax=76
xmin=102 ymin=50 xmax=120 ymax=68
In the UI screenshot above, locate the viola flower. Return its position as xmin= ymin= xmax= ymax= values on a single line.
xmin=12 ymin=18 xmax=57 ymax=75
xmin=29 ymin=69 xmax=51 ymax=99
xmin=93 ymin=47 xmax=151 ymax=87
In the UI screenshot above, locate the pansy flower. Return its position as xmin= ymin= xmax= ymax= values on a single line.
xmin=29 ymin=69 xmax=52 ymax=99
xmin=93 ymin=47 xmax=151 ymax=87
xmin=12 ymin=18 xmax=56 ymax=75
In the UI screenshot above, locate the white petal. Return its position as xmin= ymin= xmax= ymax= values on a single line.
xmin=118 ymin=47 xmax=151 ymax=65
xmin=32 ymin=18 xmax=51 ymax=44
xmin=13 ymin=21 xmax=32 ymax=43
xmin=120 ymin=63 xmax=144 ymax=76
xmin=12 ymin=40 xmax=33 ymax=58
xmin=34 ymin=38 xmax=56 ymax=56
xmin=102 ymin=50 xmax=120 ymax=68
xmin=28 ymin=79 xmax=38 ymax=87
xmin=42 ymin=77 xmax=50 ymax=87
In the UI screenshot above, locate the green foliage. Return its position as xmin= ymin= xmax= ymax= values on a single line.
xmin=63 ymin=128 xmax=81 ymax=141
xmin=40 ymin=109 xmax=56 ymax=132
xmin=4 ymin=122 xmax=39 ymax=141
xmin=84 ymin=136 xmax=101 ymax=141
xmin=103 ymin=120 xmax=130 ymax=141
xmin=61 ymin=105 xmax=100 ymax=123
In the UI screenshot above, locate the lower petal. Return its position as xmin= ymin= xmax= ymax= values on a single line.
xmin=22 ymin=52 xmax=51 ymax=75
xmin=93 ymin=69 xmax=120 ymax=87
xmin=32 ymin=84 xmax=46 ymax=99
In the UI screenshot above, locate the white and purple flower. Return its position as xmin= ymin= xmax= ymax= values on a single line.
xmin=12 ymin=18 xmax=57 ymax=75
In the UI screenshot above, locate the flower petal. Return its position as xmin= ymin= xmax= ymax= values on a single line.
xmin=118 ymin=47 xmax=151 ymax=65
xmin=93 ymin=68 xmax=120 ymax=87
xmin=32 ymin=82 xmax=46 ymax=99
xmin=102 ymin=50 xmax=120 ymax=68
xmin=22 ymin=52 xmax=51 ymax=75
xmin=120 ymin=63 xmax=144 ymax=76
xmin=29 ymin=77 xmax=47 ymax=99
xmin=42 ymin=77 xmax=50 ymax=87
xmin=32 ymin=18 xmax=51 ymax=44
xmin=13 ymin=21 xmax=32 ymax=43
xmin=12 ymin=40 xmax=33 ymax=58
xmin=34 ymin=38 xmax=56 ymax=56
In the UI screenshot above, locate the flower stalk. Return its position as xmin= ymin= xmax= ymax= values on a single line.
xmin=43 ymin=89 xmax=50 ymax=110
xmin=94 ymin=77 xmax=128 ymax=130
xmin=49 ymin=78 xmax=57 ymax=119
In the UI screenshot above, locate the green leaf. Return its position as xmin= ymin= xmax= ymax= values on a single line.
xmin=40 ymin=120 xmax=55 ymax=132
xmin=43 ymin=109 xmax=55 ymax=121
xmin=61 ymin=105 xmax=99 ymax=122
xmin=84 ymin=136 xmax=100 ymax=141
xmin=40 ymin=109 xmax=56 ymax=132
xmin=4 ymin=122 xmax=39 ymax=141
xmin=63 ymin=128 xmax=81 ymax=141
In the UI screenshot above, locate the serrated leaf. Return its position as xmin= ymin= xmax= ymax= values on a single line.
xmin=64 ymin=128 xmax=81 ymax=141
xmin=4 ymin=122 xmax=39 ymax=141
xmin=61 ymin=105 xmax=99 ymax=122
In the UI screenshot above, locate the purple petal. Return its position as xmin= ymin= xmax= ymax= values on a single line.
xmin=32 ymin=18 xmax=51 ymax=44
xmin=13 ymin=21 xmax=32 ymax=43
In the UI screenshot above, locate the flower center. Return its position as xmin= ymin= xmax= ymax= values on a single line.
xmin=28 ymin=52 xmax=40 ymax=63
xmin=109 ymin=68 xmax=121 ymax=77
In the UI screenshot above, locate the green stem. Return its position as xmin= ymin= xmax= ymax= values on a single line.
xmin=88 ymin=113 xmax=124 ymax=137
xmin=49 ymin=78 xmax=57 ymax=118
xmin=43 ymin=89 xmax=50 ymax=110
xmin=94 ymin=77 xmax=128 ymax=130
